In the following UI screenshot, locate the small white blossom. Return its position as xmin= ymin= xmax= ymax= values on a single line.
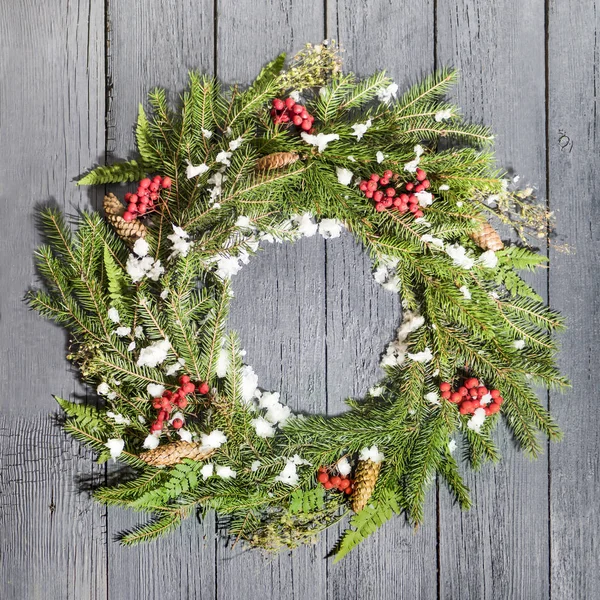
xmin=377 ymin=82 xmax=398 ymax=104
xmin=446 ymin=244 xmax=475 ymax=270
xmin=424 ymin=391 xmax=441 ymax=405
xmin=350 ymin=118 xmax=372 ymax=141
xmin=97 ymin=382 xmax=110 ymax=396
xmin=201 ymin=463 xmax=214 ymax=480
xmin=292 ymin=213 xmax=318 ymax=237
xmin=106 ymin=411 xmax=131 ymax=425
xmin=177 ymin=428 xmax=193 ymax=443
xmin=200 ymin=430 xmax=227 ymax=449
xmin=435 ymin=108 xmax=453 ymax=122
xmin=407 ymin=347 xmax=434 ymax=363
xmin=147 ymin=384 xmax=165 ymax=398
xmin=513 ymin=339 xmax=526 ymax=350
xmin=376 ymin=151 xmax=385 ymax=163
xmin=115 ymin=326 xmax=131 ymax=337
xmin=131 ymin=237 xmax=148 ymax=258
xmin=467 ymin=408 xmax=486 ymax=433
xmin=142 ymin=434 xmax=160 ymax=450
xmin=186 ymin=162 xmax=209 ymax=179
xmin=216 ymin=465 xmax=236 ymax=479
xmin=251 ymin=417 xmax=276 ymax=438
xmin=318 ymin=219 xmax=344 ymax=239
xmin=359 ymin=445 xmax=385 ymax=463
xmin=105 ymin=438 xmax=125 ymax=460
xmin=336 ymin=167 xmax=353 ymax=186
xmin=478 ymin=250 xmax=498 ymax=269
xmin=301 ymin=131 xmax=339 ymax=153
xmin=337 ymin=457 xmax=352 ymax=476
xmin=216 ymin=150 xmax=232 ymax=166
xmin=137 ymin=338 xmax=170 ymax=368
xmin=459 ymin=285 xmax=472 ymax=300
xmin=228 ymin=136 xmax=244 ymax=151
xmin=107 ymin=307 xmax=120 ymax=323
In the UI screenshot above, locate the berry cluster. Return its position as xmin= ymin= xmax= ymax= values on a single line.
xmin=270 ymin=97 xmax=314 ymax=131
xmin=439 ymin=378 xmax=504 ymax=416
xmin=316 ymin=466 xmax=354 ymax=495
xmin=123 ymin=175 xmax=172 ymax=222
xmin=359 ymin=168 xmax=432 ymax=217
xmin=149 ymin=375 xmax=210 ymax=434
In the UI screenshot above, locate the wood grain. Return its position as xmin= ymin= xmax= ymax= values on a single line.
xmin=0 ymin=1 xmax=106 ymax=599
xmin=106 ymin=2 xmax=217 ymax=599
xmin=436 ymin=1 xmax=551 ymax=598
xmin=326 ymin=2 xmax=437 ymax=598
xmin=548 ymin=0 xmax=600 ymax=598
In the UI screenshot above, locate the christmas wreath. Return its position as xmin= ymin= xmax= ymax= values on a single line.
xmin=30 ymin=42 xmax=567 ymax=559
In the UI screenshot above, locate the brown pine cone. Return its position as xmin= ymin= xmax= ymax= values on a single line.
xmin=351 ymin=459 xmax=382 ymax=513
xmin=103 ymin=194 xmax=147 ymax=244
xmin=469 ymin=220 xmax=504 ymax=251
xmin=255 ymin=152 xmax=300 ymax=171
xmin=139 ymin=441 xmax=215 ymax=467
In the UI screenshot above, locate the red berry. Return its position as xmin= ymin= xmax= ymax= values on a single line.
xmin=179 ymin=375 xmax=190 ymax=384
xmin=385 ymin=187 xmax=396 ymax=197
xmin=292 ymin=104 xmax=303 ymax=114
xmin=150 ymin=421 xmax=162 ymax=432
xmin=495 ymin=396 xmax=504 ymax=406
xmin=422 ymin=179 xmax=430 ymax=189
xmin=450 ymin=392 xmax=462 ymax=403
xmin=292 ymin=115 xmax=303 ymax=126
xmin=330 ymin=476 xmax=341 ymax=486
xmin=137 ymin=186 xmax=147 ymax=197
xmin=160 ymin=397 xmax=171 ymax=410
xmin=124 ymin=192 xmax=132 ymax=201
xmin=158 ymin=409 xmax=169 ymax=421
xmin=300 ymin=120 xmax=312 ymax=131
xmin=339 ymin=478 xmax=350 ymax=490
xmin=370 ymin=173 xmax=380 ymax=182
xmin=488 ymin=402 xmax=501 ymax=414
xmin=300 ymin=110 xmax=309 ymax=119
xmin=318 ymin=466 xmax=327 ymax=472
xmin=149 ymin=182 xmax=159 ymax=192
xmin=152 ymin=399 xmax=162 ymax=409
xmin=127 ymin=202 xmax=137 ymax=213
xmin=324 ymin=481 xmax=334 ymax=490
xmin=344 ymin=486 xmax=353 ymax=495
xmin=383 ymin=198 xmax=393 ymax=208
xmin=375 ymin=203 xmax=386 ymax=212
xmin=383 ymin=170 xmax=393 ymax=179
xmin=374 ymin=190 xmax=384 ymax=202
xmin=460 ymin=401 xmax=475 ymax=414
xmin=405 ymin=182 xmax=414 ymax=191
xmin=182 ymin=382 xmax=196 ymax=395
xmin=285 ymin=97 xmax=296 ymax=109
xmin=273 ymin=98 xmax=284 ymax=110
xmin=414 ymin=210 xmax=424 ymax=218
xmin=172 ymin=418 xmax=184 ymax=429
xmin=458 ymin=386 xmax=468 ymax=396
xmin=177 ymin=397 xmax=188 ymax=409
xmin=477 ymin=386 xmax=489 ymax=397
xmin=409 ymin=204 xmax=418 ymax=213
xmin=198 ymin=381 xmax=210 ymax=395
xmin=137 ymin=204 xmax=147 ymax=215
xmin=153 ymin=175 xmax=162 ymax=183
xmin=415 ymin=183 xmax=425 ymax=193
xmin=393 ymin=197 xmax=402 ymax=207
xmin=490 ymin=389 xmax=500 ymax=398
xmin=379 ymin=177 xmax=389 ymax=185
xmin=149 ymin=192 xmax=159 ymax=201
xmin=469 ymin=388 xmax=479 ymax=398
xmin=317 ymin=472 xmax=329 ymax=484
xmin=123 ymin=211 xmax=134 ymax=222
xmin=367 ymin=180 xmax=378 ymax=192
xmin=359 ymin=181 xmax=368 ymax=192
xmin=140 ymin=177 xmax=151 ymax=189
xmin=465 ymin=378 xmax=479 ymax=389
xmin=441 ymin=390 xmax=451 ymax=400
xmin=416 ymin=168 xmax=426 ymax=181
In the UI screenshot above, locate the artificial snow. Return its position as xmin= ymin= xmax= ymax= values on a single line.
xmin=201 ymin=463 xmax=214 ymax=480
xmin=336 ymin=166 xmax=353 ymax=186
xmin=459 ymin=285 xmax=472 ymax=300
xmin=478 ymin=250 xmax=498 ymax=269
xmin=251 ymin=416 xmax=276 ymax=438
xmin=142 ymin=434 xmax=160 ymax=450
xmin=216 ymin=465 xmax=236 ymax=479
xmin=107 ymin=307 xmax=120 ymax=323
xmin=105 ymin=438 xmax=125 ymax=460
xmin=318 ymin=219 xmax=344 ymax=239
xmin=115 ymin=326 xmax=131 ymax=337
xmin=106 ymin=412 xmax=131 ymax=425
xmin=446 ymin=244 xmax=475 ymax=270
xmin=186 ymin=162 xmax=209 ymax=179
xmin=216 ymin=150 xmax=232 ymax=166
xmin=350 ymin=118 xmax=372 ymax=141
xmin=435 ymin=108 xmax=453 ymax=122
xmin=377 ymin=82 xmax=398 ymax=104
xmin=133 ymin=237 xmax=149 ymax=257
xmin=97 ymin=382 xmax=110 ymax=396
xmin=407 ymin=347 xmax=433 ymax=363
xmin=137 ymin=338 xmax=170 ymax=368
xmin=200 ymin=430 xmax=227 ymax=449
xmin=359 ymin=445 xmax=384 ymax=463
xmin=301 ymin=131 xmax=339 ymax=153
xmin=376 ymin=151 xmax=385 ymax=163
xmin=292 ymin=213 xmax=318 ymax=237
xmin=380 ymin=311 xmax=425 ymax=368
xmin=467 ymin=408 xmax=486 ymax=433
xmin=147 ymin=383 xmax=165 ymax=398
xmin=337 ymin=457 xmax=352 ymax=476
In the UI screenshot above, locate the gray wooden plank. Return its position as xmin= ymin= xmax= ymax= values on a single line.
xmin=216 ymin=2 xmax=329 ymax=597
xmin=326 ymin=2 xmax=438 ymax=599
xmin=436 ymin=2 xmax=550 ymax=598
xmin=106 ymin=2 xmax=217 ymax=599
xmin=548 ymin=1 xmax=600 ymax=598
xmin=0 ymin=1 xmax=106 ymax=599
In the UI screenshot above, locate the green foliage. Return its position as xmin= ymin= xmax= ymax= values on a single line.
xmin=30 ymin=51 xmax=567 ymax=557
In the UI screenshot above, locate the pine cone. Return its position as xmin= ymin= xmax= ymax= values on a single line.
xmin=255 ymin=152 xmax=300 ymax=171
xmin=103 ymin=193 xmax=147 ymax=244
xmin=351 ymin=459 xmax=382 ymax=513
xmin=469 ymin=220 xmax=504 ymax=251
xmin=138 ymin=441 xmax=215 ymax=467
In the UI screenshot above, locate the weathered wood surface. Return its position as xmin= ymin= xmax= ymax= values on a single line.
xmin=0 ymin=0 xmax=598 ymax=599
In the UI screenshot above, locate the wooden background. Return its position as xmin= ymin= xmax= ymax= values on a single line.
xmin=1 ymin=0 xmax=598 ymax=598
